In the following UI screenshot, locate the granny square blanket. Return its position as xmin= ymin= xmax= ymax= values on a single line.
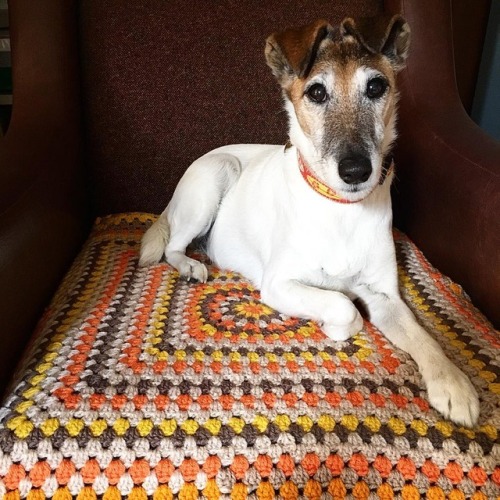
xmin=0 ymin=213 xmax=498 ymax=499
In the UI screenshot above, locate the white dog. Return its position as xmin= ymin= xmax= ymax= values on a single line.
xmin=140 ymin=16 xmax=479 ymax=426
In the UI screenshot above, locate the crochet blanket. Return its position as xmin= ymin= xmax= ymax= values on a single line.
xmin=0 ymin=213 xmax=498 ymax=499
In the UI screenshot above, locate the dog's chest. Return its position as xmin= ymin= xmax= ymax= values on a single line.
xmin=319 ymin=233 xmax=371 ymax=280
xmin=291 ymin=211 xmax=383 ymax=286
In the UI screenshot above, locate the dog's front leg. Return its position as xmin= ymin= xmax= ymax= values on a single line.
xmin=261 ymin=279 xmax=363 ymax=341
xmin=358 ymin=289 xmax=480 ymax=427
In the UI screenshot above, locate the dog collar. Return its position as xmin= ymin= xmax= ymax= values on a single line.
xmin=297 ymin=150 xmax=394 ymax=204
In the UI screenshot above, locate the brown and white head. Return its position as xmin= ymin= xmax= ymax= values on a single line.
xmin=265 ymin=15 xmax=410 ymax=202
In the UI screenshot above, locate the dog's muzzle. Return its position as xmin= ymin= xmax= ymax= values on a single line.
xmin=297 ymin=150 xmax=394 ymax=204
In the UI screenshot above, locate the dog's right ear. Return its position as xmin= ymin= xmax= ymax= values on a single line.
xmin=265 ymin=20 xmax=332 ymax=88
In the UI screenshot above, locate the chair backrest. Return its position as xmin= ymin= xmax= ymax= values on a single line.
xmin=78 ymin=0 xmax=383 ymax=215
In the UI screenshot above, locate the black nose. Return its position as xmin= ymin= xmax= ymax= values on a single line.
xmin=338 ymin=154 xmax=372 ymax=184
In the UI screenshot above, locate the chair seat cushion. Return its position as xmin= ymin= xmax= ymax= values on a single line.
xmin=1 ymin=213 xmax=498 ymax=499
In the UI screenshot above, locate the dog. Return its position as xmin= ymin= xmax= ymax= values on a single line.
xmin=140 ymin=15 xmax=479 ymax=427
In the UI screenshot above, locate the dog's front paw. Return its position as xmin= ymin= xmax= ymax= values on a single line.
xmin=424 ymin=364 xmax=480 ymax=427
xmin=322 ymin=307 xmax=363 ymax=342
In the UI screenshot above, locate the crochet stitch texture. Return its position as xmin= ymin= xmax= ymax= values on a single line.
xmin=0 ymin=213 xmax=498 ymax=499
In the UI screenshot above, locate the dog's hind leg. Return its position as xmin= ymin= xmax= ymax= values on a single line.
xmin=143 ymin=153 xmax=241 ymax=282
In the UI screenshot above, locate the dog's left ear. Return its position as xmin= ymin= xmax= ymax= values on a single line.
xmin=265 ymin=20 xmax=333 ymax=88
xmin=341 ymin=15 xmax=410 ymax=70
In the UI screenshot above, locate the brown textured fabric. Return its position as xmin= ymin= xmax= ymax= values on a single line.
xmin=386 ymin=0 xmax=500 ymax=327
xmin=0 ymin=0 xmax=90 ymax=394
xmin=79 ymin=0 xmax=383 ymax=215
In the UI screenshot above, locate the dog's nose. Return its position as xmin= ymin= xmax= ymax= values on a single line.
xmin=338 ymin=154 xmax=372 ymax=184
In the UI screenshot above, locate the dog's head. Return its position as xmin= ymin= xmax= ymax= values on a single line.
xmin=265 ymin=15 xmax=410 ymax=202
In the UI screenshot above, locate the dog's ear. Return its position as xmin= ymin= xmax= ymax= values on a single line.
xmin=341 ymin=15 xmax=410 ymax=70
xmin=265 ymin=20 xmax=332 ymax=87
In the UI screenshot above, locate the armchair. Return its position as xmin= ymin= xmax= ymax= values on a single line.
xmin=0 ymin=1 xmax=498 ymax=498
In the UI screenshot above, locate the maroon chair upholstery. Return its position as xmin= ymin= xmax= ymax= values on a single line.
xmin=387 ymin=0 xmax=500 ymax=328
xmin=78 ymin=0 xmax=384 ymax=215
xmin=0 ymin=0 xmax=90 ymax=391
xmin=0 ymin=2 xmax=499 ymax=498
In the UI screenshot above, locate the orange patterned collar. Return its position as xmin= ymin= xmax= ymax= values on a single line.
xmin=297 ymin=150 xmax=394 ymax=204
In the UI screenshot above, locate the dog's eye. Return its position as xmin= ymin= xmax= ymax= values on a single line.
xmin=306 ymin=83 xmax=327 ymax=103
xmin=366 ymin=77 xmax=388 ymax=99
